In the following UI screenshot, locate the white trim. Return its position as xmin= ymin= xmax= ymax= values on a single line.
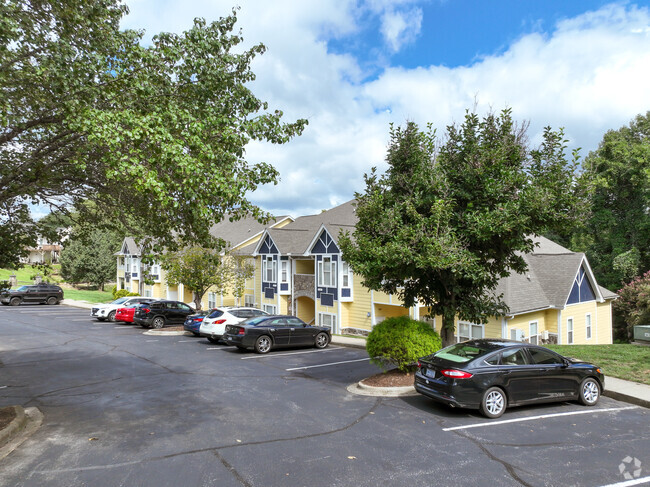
xmin=585 ymin=312 xmax=592 ymax=340
xmin=557 ymin=309 xmax=562 ymax=345
xmin=567 ymin=316 xmax=574 ymax=344
xmin=456 ymin=321 xmax=484 ymax=342
xmin=318 ymin=311 xmax=337 ymax=331
xmin=529 ymin=320 xmax=539 ymax=345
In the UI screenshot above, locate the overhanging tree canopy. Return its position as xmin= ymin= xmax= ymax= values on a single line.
xmin=340 ymin=110 xmax=585 ymax=346
xmin=1 ymin=1 xmax=307 ymax=263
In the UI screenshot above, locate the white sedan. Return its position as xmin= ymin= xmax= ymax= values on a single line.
xmin=199 ymin=307 xmax=268 ymax=343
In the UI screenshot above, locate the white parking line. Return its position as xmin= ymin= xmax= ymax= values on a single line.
xmin=240 ymin=347 xmax=342 ymax=359
xmin=206 ymin=347 xmax=227 ymax=351
xmin=177 ymin=340 xmax=195 ymax=343
xmin=599 ymin=476 xmax=650 ymax=487
xmin=287 ymin=357 xmax=371 ymax=371
xmin=442 ymin=406 xmax=639 ymax=432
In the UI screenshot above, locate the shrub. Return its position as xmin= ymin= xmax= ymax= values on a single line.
xmin=113 ymin=289 xmax=140 ymax=300
xmin=111 ymin=285 xmax=117 ymax=300
xmin=366 ymin=315 xmax=442 ymax=372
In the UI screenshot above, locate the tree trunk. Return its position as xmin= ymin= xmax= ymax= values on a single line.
xmin=441 ymin=312 xmax=456 ymax=348
xmin=193 ymin=292 xmax=202 ymax=312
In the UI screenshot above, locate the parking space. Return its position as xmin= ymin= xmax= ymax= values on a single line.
xmin=1 ymin=305 xmax=649 ymax=487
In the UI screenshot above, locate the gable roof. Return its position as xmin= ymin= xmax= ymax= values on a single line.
xmin=209 ymin=214 xmax=292 ymax=252
xmin=495 ymin=236 xmax=616 ymax=316
xmin=248 ymin=200 xmax=357 ymax=256
xmin=115 ymin=237 xmax=140 ymax=257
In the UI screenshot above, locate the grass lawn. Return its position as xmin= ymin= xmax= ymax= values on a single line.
xmin=548 ymin=344 xmax=650 ymax=386
xmin=0 ymin=265 xmax=63 ymax=284
xmin=61 ymin=286 xmax=113 ymax=304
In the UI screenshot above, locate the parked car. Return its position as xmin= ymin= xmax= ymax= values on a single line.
xmin=222 ymin=315 xmax=331 ymax=354
xmin=114 ymin=301 xmax=158 ymax=323
xmin=183 ymin=309 xmax=218 ymax=336
xmin=414 ymin=339 xmax=604 ymax=419
xmin=199 ymin=307 xmax=269 ymax=343
xmin=0 ymin=283 xmax=64 ymax=306
xmin=91 ymin=296 xmax=155 ymax=322
xmin=133 ymin=300 xmax=195 ymax=329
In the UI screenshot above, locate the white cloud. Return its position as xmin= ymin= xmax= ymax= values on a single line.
xmin=119 ymin=1 xmax=650 ymax=217
xmin=380 ymin=7 xmax=423 ymax=52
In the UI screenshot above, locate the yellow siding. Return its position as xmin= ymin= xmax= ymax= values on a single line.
xmin=375 ymin=303 xmax=409 ymax=322
xmin=346 ymin=277 xmax=373 ymax=331
xmin=373 ymin=290 xmax=395 ymax=305
xmin=296 ymin=297 xmax=315 ymax=324
xmin=253 ymin=256 xmax=262 ymax=307
xmin=596 ymin=301 xmax=614 ymax=344
xmin=295 ymin=260 xmax=314 ymax=274
xmin=484 ymin=316 xmax=502 ymax=338
xmin=563 ymin=300 xmax=603 ymax=345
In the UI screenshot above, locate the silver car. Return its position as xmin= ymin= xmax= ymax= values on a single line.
xmin=199 ymin=307 xmax=268 ymax=343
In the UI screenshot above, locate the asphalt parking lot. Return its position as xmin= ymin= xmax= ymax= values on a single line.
xmin=1 ymin=305 xmax=649 ymax=487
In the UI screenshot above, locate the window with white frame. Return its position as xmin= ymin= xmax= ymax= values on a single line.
xmin=456 ymin=322 xmax=484 ymax=342
xmin=144 ymin=288 xmax=151 ymax=297
xmin=263 ymin=304 xmax=276 ymax=314
xmin=567 ymin=317 xmax=574 ymax=344
xmin=208 ymin=292 xmax=216 ymax=309
xmin=341 ymin=261 xmax=352 ymax=288
xmin=318 ymin=256 xmax=336 ymax=287
xmin=319 ymin=312 xmax=337 ymax=330
xmin=262 ymin=256 xmax=276 ymax=283
xmin=281 ymin=260 xmax=288 ymax=283
xmin=529 ymin=321 xmax=539 ymax=345
xmin=244 ymin=294 xmax=255 ymax=307
xmin=585 ymin=314 xmax=592 ymax=340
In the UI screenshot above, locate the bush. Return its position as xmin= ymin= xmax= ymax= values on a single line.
xmin=113 ymin=289 xmax=140 ymax=300
xmin=111 ymin=285 xmax=118 ymax=300
xmin=366 ymin=316 xmax=442 ymax=372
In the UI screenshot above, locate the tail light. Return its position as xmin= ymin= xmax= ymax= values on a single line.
xmin=214 ymin=319 xmax=226 ymax=324
xmin=237 ymin=327 xmax=245 ymax=336
xmin=441 ymin=369 xmax=473 ymax=379
xmin=417 ymin=361 xmax=422 ymax=369
xmin=141 ymin=307 xmax=150 ymax=314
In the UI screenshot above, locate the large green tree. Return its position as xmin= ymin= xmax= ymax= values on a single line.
xmin=1 ymin=1 xmax=307 ymax=265
xmin=59 ymin=228 xmax=123 ymax=291
xmin=340 ymin=110 xmax=584 ymax=346
xmin=573 ymin=112 xmax=650 ymax=291
xmin=160 ymin=246 xmax=231 ymax=311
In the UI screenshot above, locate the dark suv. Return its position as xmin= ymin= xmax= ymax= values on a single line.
xmin=0 ymin=284 xmax=64 ymax=306
xmin=133 ymin=300 xmax=194 ymax=329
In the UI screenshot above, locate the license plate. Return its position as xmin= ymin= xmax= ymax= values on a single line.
xmin=227 ymin=337 xmax=232 ymax=341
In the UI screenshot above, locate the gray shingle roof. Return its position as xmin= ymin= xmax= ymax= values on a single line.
xmin=209 ymin=215 xmax=290 ymax=251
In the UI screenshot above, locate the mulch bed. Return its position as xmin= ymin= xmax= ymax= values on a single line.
xmin=0 ymin=406 xmax=16 ymax=431
xmin=360 ymin=369 xmax=414 ymax=387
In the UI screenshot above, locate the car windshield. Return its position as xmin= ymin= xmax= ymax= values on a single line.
xmin=111 ymin=297 xmax=129 ymax=305
xmin=16 ymin=286 xmax=29 ymax=291
xmin=433 ymin=343 xmax=492 ymax=364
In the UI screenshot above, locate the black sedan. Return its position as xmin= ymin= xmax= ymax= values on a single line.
xmin=133 ymin=300 xmax=195 ymax=329
xmin=415 ymin=339 xmax=604 ymax=418
xmin=222 ymin=315 xmax=331 ymax=354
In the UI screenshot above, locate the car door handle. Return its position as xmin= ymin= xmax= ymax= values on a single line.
xmin=290 ymin=328 xmax=295 ymax=331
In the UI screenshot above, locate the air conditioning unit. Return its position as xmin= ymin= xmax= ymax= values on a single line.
xmin=510 ymin=329 xmax=524 ymax=341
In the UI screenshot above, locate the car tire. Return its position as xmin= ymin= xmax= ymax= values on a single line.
xmin=578 ymin=378 xmax=600 ymax=406
xmin=46 ymin=296 xmax=58 ymax=305
xmin=152 ymin=316 xmax=165 ymax=329
xmin=207 ymin=337 xmax=220 ymax=344
xmin=9 ymin=297 xmax=21 ymax=306
xmin=480 ymin=387 xmax=507 ymax=419
xmin=106 ymin=311 xmax=117 ymax=322
xmin=314 ymin=332 xmax=329 ymax=349
xmin=254 ymin=335 xmax=272 ymax=354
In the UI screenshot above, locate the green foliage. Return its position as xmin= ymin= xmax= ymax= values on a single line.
xmin=113 ymin=289 xmax=139 ymax=299
xmin=230 ymin=255 xmax=255 ymax=305
xmin=341 ymin=110 xmax=584 ymax=346
xmin=111 ymin=285 xmax=118 ymax=300
xmin=366 ymin=316 xmax=441 ymax=372
xmin=161 ymin=246 xmax=230 ymax=311
xmin=0 ymin=1 xmax=307 ymax=268
xmin=613 ymin=271 xmax=650 ymax=341
xmin=0 ymin=280 xmax=9 ymax=292
xmin=60 ymin=228 xmax=122 ymax=290
xmin=576 ymin=112 xmax=650 ymax=290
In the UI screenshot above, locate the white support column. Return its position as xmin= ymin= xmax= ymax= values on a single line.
xmin=557 ymin=309 xmax=562 ymax=345
xmin=370 ymin=290 xmax=376 ymax=327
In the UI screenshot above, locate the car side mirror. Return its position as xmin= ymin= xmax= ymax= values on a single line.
xmin=561 ymin=359 xmax=570 ymax=368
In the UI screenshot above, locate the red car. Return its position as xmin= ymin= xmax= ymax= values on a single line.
xmin=115 ymin=306 xmax=136 ymax=323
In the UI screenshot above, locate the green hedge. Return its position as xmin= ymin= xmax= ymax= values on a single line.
xmin=367 ymin=315 xmax=442 ymax=372
xmin=113 ymin=288 xmax=140 ymax=300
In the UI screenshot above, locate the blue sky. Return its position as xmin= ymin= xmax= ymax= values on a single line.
xmin=64 ymin=0 xmax=650 ymax=218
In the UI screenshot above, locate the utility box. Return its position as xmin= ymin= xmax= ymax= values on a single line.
xmin=633 ymin=325 xmax=650 ymax=343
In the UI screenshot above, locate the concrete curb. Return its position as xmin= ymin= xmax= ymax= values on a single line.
xmin=347 ymin=381 xmax=419 ymax=397
xmin=0 ymin=407 xmax=43 ymax=460
xmin=0 ymin=406 xmax=27 ymax=446
xmin=603 ymin=390 xmax=650 ymax=410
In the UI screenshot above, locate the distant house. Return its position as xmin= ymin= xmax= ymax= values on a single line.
xmin=115 ymin=200 xmax=617 ymax=345
xmin=23 ymin=236 xmax=62 ymax=264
